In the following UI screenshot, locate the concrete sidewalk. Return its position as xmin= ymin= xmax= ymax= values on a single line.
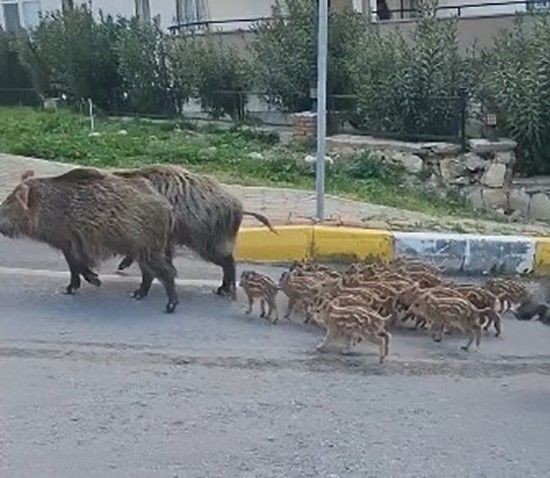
xmin=0 ymin=152 xmax=548 ymax=236
xmin=1 ymin=153 xmax=549 ymax=275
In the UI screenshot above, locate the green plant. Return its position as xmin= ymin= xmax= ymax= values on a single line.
xmin=251 ymin=0 xmax=367 ymax=113
xmin=169 ymin=35 xmax=251 ymax=120
xmin=0 ymin=31 xmax=36 ymax=105
xmin=346 ymin=1 xmax=469 ymax=138
xmin=479 ymin=14 xmax=550 ymax=174
xmin=16 ymin=6 xmax=123 ymax=109
xmin=116 ymin=17 xmax=172 ymax=115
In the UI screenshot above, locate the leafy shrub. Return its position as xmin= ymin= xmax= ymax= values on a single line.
xmin=335 ymin=152 xmax=404 ymax=184
xmin=169 ymin=35 xmax=251 ymax=120
xmin=0 ymin=31 xmax=37 ymax=105
xmin=346 ymin=2 xmax=469 ymax=138
xmin=250 ymin=0 xmax=365 ymax=112
xmin=116 ymin=18 xmax=172 ymax=115
xmin=478 ymin=14 xmax=550 ymax=174
xmin=16 ymin=6 xmax=123 ymax=109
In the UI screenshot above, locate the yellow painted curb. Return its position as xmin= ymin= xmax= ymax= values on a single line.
xmin=235 ymin=226 xmax=313 ymax=262
xmin=312 ymin=226 xmax=394 ymax=262
xmin=533 ymin=237 xmax=550 ymax=275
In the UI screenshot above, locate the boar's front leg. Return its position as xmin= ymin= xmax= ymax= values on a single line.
xmin=62 ymin=249 xmax=101 ymax=294
xmin=62 ymin=250 xmax=83 ymax=295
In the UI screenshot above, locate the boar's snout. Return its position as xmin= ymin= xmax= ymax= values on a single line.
xmin=0 ymin=183 xmax=31 ymax=238
xmin=0 ymin=200 xmax=20 ymax=238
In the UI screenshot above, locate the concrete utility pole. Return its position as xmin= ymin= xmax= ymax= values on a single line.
xmin=315 ymin=0 xmax=328 ymax=222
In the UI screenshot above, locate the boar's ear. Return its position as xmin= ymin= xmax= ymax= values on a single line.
xmin=15 ymin=183 xmax=30 ymax=211
xmin=21 ymin=170 xmax=34 ymax=182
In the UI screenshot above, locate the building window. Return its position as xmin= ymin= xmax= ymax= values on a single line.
xmin=2 ymin=2 xmax=21 ymax=32
xmin=135 ymin=0 xmax=151 ymax=22
xmin=176 ymin=0 xmax=207 ymax=28
xmin=22 ymin=1 xmax=40 ymax=28
xmin=2 ymin=0 xmax=41 ymax=31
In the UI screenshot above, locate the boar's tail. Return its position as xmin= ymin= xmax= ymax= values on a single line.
xmin=243 ymin=211 xmax=278 ymax=235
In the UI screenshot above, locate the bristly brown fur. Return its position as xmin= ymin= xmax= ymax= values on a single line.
xmin=0 ymin=168 xmax=179 ymax=312
xmin=113 ymin=164 xmax=276 ymax=298
xmin=239 ymin=270 xmax=279 ymax=323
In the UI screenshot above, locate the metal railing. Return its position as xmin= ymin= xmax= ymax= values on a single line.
xmin=372 ymin=0 xmax=549 ymax=21
xmin=0 ymin=88 xmax=41 ymax=106
xmin=328 ymin=91 xmax=468 ymax=148
xmin=167 ymin=1 xmax=550 ymax=33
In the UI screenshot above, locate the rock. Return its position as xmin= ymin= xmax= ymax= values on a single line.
xmin=482 ymin=188 xmax=508 ymax=209
xmin=421 ymin=142 xmax=461 ymax=155
xmin=326 ymin=134 xmax=424 ymax=156
xmin=392 ymin=152 xmax=423 ymax=174
xmin=247 ymin=152 xmax=264 ymax=161
xmin=466 ymin=187 xmax=483 ymax=209
xmin=529 ymin=193 xmax=550 ymax=220
xmin=439 ymin=158 xmax=464 ymax=181
xmin=460 ymin=152 xmax=487 ymax=172
xmin=480 ymin=163 xmax=507 ymax=188
xmin=468 ymin=138 xmax=517 ymax=154
xmin=300 ymin=154 xmax=334 ymax=166
xmin=493 ymin=152 xmax=515 ymax=165
xmin=449 ymin=176 xmax=471 ymax=186
xmin=43 ymin=98 xmax=59 ymax=110
xmin=508 ymin=188 xmax=530 ymax=216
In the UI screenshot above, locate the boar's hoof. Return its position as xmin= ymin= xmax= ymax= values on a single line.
xmin=215 ymin=285 xmax=237 ymax=301
xmin=85 ymin=275 xmax=101 ymax=287
xmin=132 ymin=288 xmax=148 ymax=300
xmin=64 ymin=285 xmax=78 ymax=295
xmin=165 ymin=301 xmax=178 ymax=314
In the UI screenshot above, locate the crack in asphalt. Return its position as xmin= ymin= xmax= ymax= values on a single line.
xmin=2 ymin=343 xmax=550 ymax=379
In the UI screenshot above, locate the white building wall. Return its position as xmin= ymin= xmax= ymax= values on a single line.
xmin=0 ymin=1 xmax=177 ymax=31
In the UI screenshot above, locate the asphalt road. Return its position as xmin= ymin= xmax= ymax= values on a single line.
xmin=1 ymin=236 xmax=550 ymax=477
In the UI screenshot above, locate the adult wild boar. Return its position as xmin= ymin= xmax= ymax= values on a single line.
xmin=114 ymin=164 xmax=276 ymax=299
xmin=0 ymin=168 xmax=179 ymax=313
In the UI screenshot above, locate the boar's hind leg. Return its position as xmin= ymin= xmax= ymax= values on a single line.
xmin=132 ymin=269 xmax=154 ymax=300
xmin=118 ymin=255 xmax=134 ymax=272
xmin=213 ymin=253 xmax=237 ymax=300
xmin=62 ymin=250 xmax=101 ymax=294
xmin=136 ymin=254 xmax=179 ymax=313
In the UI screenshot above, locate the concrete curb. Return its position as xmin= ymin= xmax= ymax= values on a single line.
xmin=235 ymin=226 xmax=550 ymax=275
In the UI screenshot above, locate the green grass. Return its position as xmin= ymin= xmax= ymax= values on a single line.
xmin=0 ymin=106 xmax=485 ymax=218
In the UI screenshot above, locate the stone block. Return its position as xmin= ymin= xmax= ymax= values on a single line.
xmin=460 ymin=152 xmax=487 ymax=172
xmin=529 ymin=193 xmax=550 ymax=221
xmin=508 ymin=188 xmax=531 ymax=216
xmin=493 ymin=151 xmax=515 ymax=165
xmin=391 ymin=152 xmax=424 ymax=174
xmin=439 ymin=157 xmax=464 ymax=181
xmin=468 ymin=138 xmax=517 ymax=154
xmin=465 ymin=187 xmax=484 ymax=209
xmin=480 ymin=163 xmax=507 ymax=188
xmin=482 ymin=188 xmax=508 ymax=209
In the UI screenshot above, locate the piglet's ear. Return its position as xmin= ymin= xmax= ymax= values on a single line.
xmin=15 ymin=183 xmax=30 ymax=211
xmin=21 ymin=170 xmax=34 ymax=181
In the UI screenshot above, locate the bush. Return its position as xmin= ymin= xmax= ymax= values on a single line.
xmin=116 ymin=18 xmax=172 ymax=115
xmin=0 ymin=31 xmax=37 ymax=105
xmin=169 ymin=35 xmax=251 ymax=120
xmin=250 ymin=0 xmax=365 ymax=112
xmin=346 ymin=2 xmax=469 ymax=138
xmin=16 ymin=6 xmax=123 ymax=109
xmin=479 ymin=14 xmax=550 ymax=174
